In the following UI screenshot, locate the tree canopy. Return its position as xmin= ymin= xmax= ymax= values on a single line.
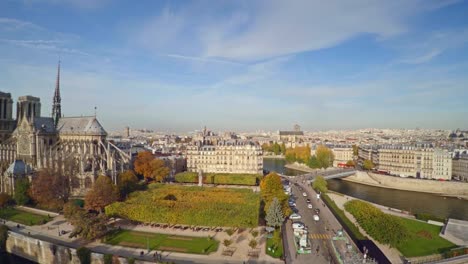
xmin=14 ymin=178 xmax=30 ymax=206
xmin=363 ymin=159 xmax=375 ymax=170
xmin=118 ymin=170 xmax=139 ymax=199
xmin=312 ymin=176 xmax=328 ymax=193
xmin=260 ymin=172 xmax=291 ymax=217
xmin=85 ymin=175 xmax=119 ymax=213
xmin=134 ymin=151 xmax=170 ymax=181
xmin=265 ymin=197 xmax=284 ymax=227
xmin=30 ymin=168 xmax=70 ymax=210
xmin=285 ymin=146 xmax=311 ymax=164
xmin=64 ymin=202 xmax=108 ymax=240
xmin=315 ymin=145 xmax=335 ymax=169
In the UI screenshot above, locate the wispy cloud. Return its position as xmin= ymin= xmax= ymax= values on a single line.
xmin=399 ymin=49 xmax=442 ymax=64
xmin=0 ymin=39 xmax=90 ymax=56
xmin=164 ymin=54 xmax=245 ymax=66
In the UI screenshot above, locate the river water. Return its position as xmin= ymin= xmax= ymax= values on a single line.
xmin=263 ymin=158 xmax=468 ymax=221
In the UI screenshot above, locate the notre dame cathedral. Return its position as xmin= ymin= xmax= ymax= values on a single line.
xmin=0 ymin=62 xmax=130 ymax=196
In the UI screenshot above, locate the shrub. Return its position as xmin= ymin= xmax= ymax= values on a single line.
xmin=345 ymin=200 xmax=410 ymax=248
xmin=0 ymin=193 xmax=11 ymax=208
xmin=226 ymin=229 xmax=235 ymax=236
xmin=0 ymin=225 xmax=8 ymax=252
xmin=212 ymin=174 xmax=258 ymax=186
xmin=127 ymin=257 xmax=135 ymax=264
xmin=103 ymin=254 xmax=113 ymax=264
xmin=249 ymin=239 xmax=258 ymax=249
xmin=223 ymin=239 xmax=232 ymax=247
xmin=76 ymin=247 xmax=91 ymax=264
xmin=251 ymin=230 xmax=259 ymax=238
xmin=174 ymin=172 xmax=198 ymax=183
xmin=415 ymin=213 xmax=445 ymax=223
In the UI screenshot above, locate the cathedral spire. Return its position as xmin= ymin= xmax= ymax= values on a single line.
xmin=52 ymin=60 xmax=62 ymax=126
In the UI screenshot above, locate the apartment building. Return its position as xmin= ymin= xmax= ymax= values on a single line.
xmin=186 ymin=140 xmax=263 ymax=174
xmin=453 ymin=151 xmax=468 ymax=182
xmin=359 ymin=144 xmax=453 ymax=180
xmin=331 ymin=145 xmax=354 ymax=167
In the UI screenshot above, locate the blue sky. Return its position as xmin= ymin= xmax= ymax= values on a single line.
xmin=1 ymin=0 xmax=468 ymax=132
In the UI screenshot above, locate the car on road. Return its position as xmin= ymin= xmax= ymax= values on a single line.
xmin=307 ymin=204 xmax=313 ymax=209
xmin=288 ymin=201 xmax=296 ymax=207
xmin=302 ymin=192 xmax=307 ymax=197
xmin=314 ymin=208 xmax=320 ymax=214
xmin=289 ymin=213 xmax=302 ymax=220
xmin=313 ymin=214 xmax=320 ymax=222
xmin=306 ymin=198 xmax=311 ymax=203
xmin=292 ymin=222 xmax=305 ymax=229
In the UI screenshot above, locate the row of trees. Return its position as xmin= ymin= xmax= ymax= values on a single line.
xmin=285 ymin=145 xmax=335 ymax=169
xmin=134 ymin=151 xmax=170 ymax=182
xmin=262 ymin=142 xmax=287 ymax=155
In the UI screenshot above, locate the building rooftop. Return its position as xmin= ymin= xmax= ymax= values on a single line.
xmin=57 ymin=116 xmax=107 ymax=136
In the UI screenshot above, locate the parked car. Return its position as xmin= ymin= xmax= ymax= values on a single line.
xmin=307 ymin=204 xmax=313 ymax=209
xmin=302 ymin=192 xmax=307 ymax=197
xmin=314 ymin=208 xmax=320 ymax=214
xmin=313 ymin=214 xmax=320 ymax=221
xmin=288 ymin=201 xmax=296 ymax=207
xmin=306 ymin=198 xmax=311 ymax=203
xmin=290 ymin=213 xmax=302 ymax=220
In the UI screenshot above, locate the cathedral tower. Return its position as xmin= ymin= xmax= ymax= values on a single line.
xmin=52 ymin=61 xmax=62 ymax=126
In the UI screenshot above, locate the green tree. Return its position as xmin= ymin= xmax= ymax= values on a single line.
xmin=14 ymin=178 xmax=30 ymax=205
xmin=64 ymin=202 xmax=108 ymax=240
xmin=280 ymin=143 xmax=286 ymax=155
xmin=265 ymin=197 xmax=284 ymax=228
xmin=272 ymin=143 xmax=281 ymax=155
xmin=0 ymin=224 xmax=8 ymax=252
xmin=312 ymin=176 xmax=328 ymax=193
xmin=85 ymin=175 xmax=119 ymax=213
xmin=306 ymin=156 xmax=320 ymax=168
xmin=118 ymin=170 xmax=139 ymax=199
xmin=315 ymin=145 xmax=334 ymax=168
xmin=352 ymin=145 xmax=359 ymax=156
xmin=363 ymin=159 xmax=375 ymax=170
xmin=346 ymin=160 xmax=355 ymax=167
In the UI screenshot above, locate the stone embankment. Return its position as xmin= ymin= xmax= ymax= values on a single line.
xmin=343 ymin=171 xmax=468 ymax=199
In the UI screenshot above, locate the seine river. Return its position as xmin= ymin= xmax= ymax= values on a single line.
xmin=264 ymin=158 xmax=468 ymax=221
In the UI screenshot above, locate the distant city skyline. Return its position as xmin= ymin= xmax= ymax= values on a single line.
xmin=1 ymin=0 xmax=468 ymax=131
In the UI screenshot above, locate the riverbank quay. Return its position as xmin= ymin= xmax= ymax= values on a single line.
xmin=342 ymin=171 xmax=468 ymax=198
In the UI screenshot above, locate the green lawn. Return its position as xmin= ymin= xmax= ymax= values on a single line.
xmin=266 ymin=235 xmax=283 ymax=258
xmin=104 ymin=230 xmax=219 ymax=254
xmin=397 ymin=218 xmax=456 ymax=257
xmin=0 ymin=207 xmax=52 ymax=226
xmin=106 ymin=184 xmax=260 ymax=227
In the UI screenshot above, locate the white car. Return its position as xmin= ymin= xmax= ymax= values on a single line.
xmin=289 ymin=213 xmax=302 ymax=220
xmin=307 ymin=204 xmax=313 ymax=209
xmin=292 ymin=222 xmax=305 ymax=229
xmin=302 ymin=192 xmax=307 ymax=197
xmin=313 ymin=214 xmax=320 ymax=222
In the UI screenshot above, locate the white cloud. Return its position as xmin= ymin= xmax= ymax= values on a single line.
xmin=399 ymin=49 xmax=442 ymax=64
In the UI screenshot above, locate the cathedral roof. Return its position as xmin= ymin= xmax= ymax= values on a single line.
xmin=33 ymin=117 xmax=56 ymax=134
xmin=57 ymin=116 xmax=107 ymax=136
xmin=6 ymin=160 xmax=32 ymax=176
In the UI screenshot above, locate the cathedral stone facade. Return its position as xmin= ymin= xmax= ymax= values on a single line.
xmin=0 ymin=62 xmax=130 ymax=196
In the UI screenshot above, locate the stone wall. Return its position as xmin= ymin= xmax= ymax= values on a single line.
xmin=343 ymin=171 xmax=468 ymax=196
xmin=5 ymin=231 xmax=132 ymax=264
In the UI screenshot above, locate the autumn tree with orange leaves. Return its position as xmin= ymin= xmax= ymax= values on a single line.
xmin=85 ymin=175 xmax=119 ymax=213
xmin=134 ymin=151 xmax=170 ymax=182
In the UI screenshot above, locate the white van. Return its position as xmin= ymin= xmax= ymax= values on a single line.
xmin=292 ymin=222 xmax=305 ymax=229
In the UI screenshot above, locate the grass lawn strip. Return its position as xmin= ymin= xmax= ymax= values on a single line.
xmin=397 ymin=218 xmax=456 ymax=257
xmin=104 ymin=230 xmax=219 ymax=254
xmin=0 ymin=207 xmax=51 ymax=226
xmin=266 ymin=236 xmax=283 ymax=258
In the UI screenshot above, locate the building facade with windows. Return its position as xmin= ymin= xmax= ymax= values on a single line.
xmin=186 ymin=140 xmax=263 ymax=174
